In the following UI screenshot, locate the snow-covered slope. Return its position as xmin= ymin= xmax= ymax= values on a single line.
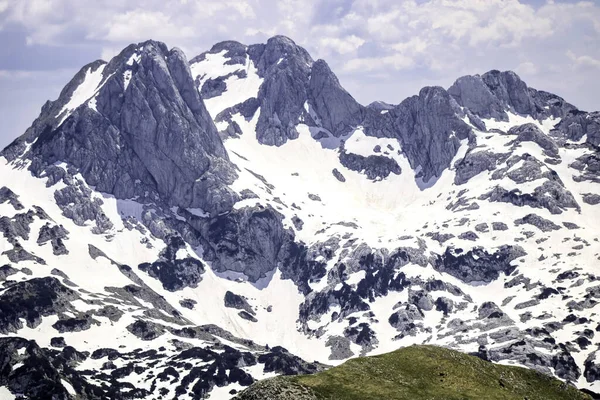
xmin=1 ymin=36 xmax=599 ymax=399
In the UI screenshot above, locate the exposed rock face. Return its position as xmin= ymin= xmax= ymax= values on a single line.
xmin=0 ymin=277 xmax=79 ymax=334
xmin=389 ymin=86 xmax=473 ymax=183
xmin=126 ymin=320 xmax=165 ymax=340
xmin=480 ymin=180 xmax=579 ymax=215
xmin=552 ymin=110 xmax=600 ymax=146
xmin=53 ymin=316 xmax=94 ymax=333
xmin=570 ymin=153 xmax=600 ymax=183
xmin=434 ymin=246 xmax=526 ymax=283
xmin=582 ymin=193 xmax=600 ymax=205
xmin=54 ymin=176 xmax=114 ymax=234
xmin=450 ymin=70 xmax=575 ymax=122
xmin=454 ymin=150 xmax=509 ymax=185
xmin=308 ymin=60 xmax=363 ymax=137
xmin=225 ymin=291 xmax=255 ymax=315
xmin=508 ymin=124 xmax=559 ymax=157
xmin=1 ymin=40 xmax=237 ymax=216
xmin=197 ymin=206 xmax=290 ymax=282
xmin=1 ymin=34 xmax=600 ymax=399
xmin=514 ymin=213 xmax=562 ymax=232
xmin=448 ymin=74 xmax=507 ymax=120
xmin=389 ymin=304 xmax=423 ymax=335
xmin=250 ymin=36 xmax=313 ymax=146
xmin=0 ymin=186 xmax=24 ymax=210
xmin=138 ymin=236 xmax=205 ymax=291
xmin=258 ymin=346 xmax=324 ymax=376
xmin=339 ymin=151 xmax=401 ymax=180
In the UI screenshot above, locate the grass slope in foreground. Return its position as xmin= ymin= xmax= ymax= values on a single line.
xmin=234 ymin=345 xmax=591 ymax=400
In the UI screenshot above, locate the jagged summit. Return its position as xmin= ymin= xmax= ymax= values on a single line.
xmin=0 ymin=35 xmax=599 ymax=400
xmin=367 ymin=100 xmax=395 ymax=111
xmin=2 ymin=39 xmax=237 ymax=216
xmin=448 ymin=70 xmax=576 ymax=122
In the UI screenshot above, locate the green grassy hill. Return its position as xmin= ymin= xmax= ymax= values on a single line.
xmin=234 ymin=345 xmax=591 ymax=400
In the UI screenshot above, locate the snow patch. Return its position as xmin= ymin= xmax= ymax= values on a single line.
xmin=57 ymin=64 xmax=106 ymax=125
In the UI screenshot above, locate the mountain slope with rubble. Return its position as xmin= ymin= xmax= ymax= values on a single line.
xmin=0 ymin=36 xmax=599 ymax=399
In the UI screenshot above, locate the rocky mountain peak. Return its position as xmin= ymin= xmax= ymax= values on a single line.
xmin=249 ymin=35 xmax=313 ymax=76
xmin=191 ymin=40 xmax=248 ymax=67
xmin=2 ymin=39 xmax=237 ymax=216
xmin=449 ymin=69 xmax=576 ymax=123
xmin=1 ymin=35 xmax=600 ymax=400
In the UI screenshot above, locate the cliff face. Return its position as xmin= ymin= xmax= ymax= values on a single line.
xmin=2 ymin=40 xmax=237 ymax=216
xmin=1 ymin=35 xmax=599 ymax=400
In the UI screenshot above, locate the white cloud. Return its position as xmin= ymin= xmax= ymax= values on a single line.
xmin=102 ymin=10 xmax=194 ymax=42
xmin=0 ymin=0 xmax=599 ymax=114
xmin=515 ymin=62 xmax=538 ymax=76
xmin=319 ymin=35 xmax=365 ymax=55
xmin=0 ymin=70 xmax=34 ymax=79
xmin=344 ymin=53 xmax=416 ymax=72
xmin=567 ymin=50 xmax=600 ymax=69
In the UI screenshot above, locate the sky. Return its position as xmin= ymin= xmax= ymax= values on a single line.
xmin=1 ymin=0 xmax=599 ymax=149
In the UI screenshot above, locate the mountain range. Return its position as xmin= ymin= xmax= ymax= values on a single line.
xmin=0 ymin=35 xmax=599 ymax=399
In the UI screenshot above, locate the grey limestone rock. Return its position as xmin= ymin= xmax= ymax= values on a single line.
xmin=582 ymin=193 xmax=600 ymax=205
xmin=448 ymin=74 xmax=507 ymax=120
xmin=585 ymin=353 xmax=600 ymax=383
xmin=291 ymin=215 xmax=304 ymax=231
xmin=225 ymin=291 xmax=255 ymax=315
xmin=325 ymin=335 xmax=354 ymax=360
xmin=426 ymin=232 xmax=455 ymax=244
xmin=307 ymin=59 xmax=363 ymax=137
xmin=552 ymin=110 xmax=600 ymax=146
xmin=0 ymin=264 xmax=17 ymax=281
xmin=138 ymin=236 xmax=205 ymax=291
xmin=191 ymin=40 xmax=248 ymax=67
xmin=0 ymin=186 xmax=24 ymax=210
xmin=37 ymin=223 xmax=70 ymax=255
xmin=52 ymin=316 xmax=95 ymax=333
xmin=504 ymin=155 xmax=547 ymax=184
xmin=0 ymin=277 xmax=79 ymax=334
xmin=474 ymin=223 xmax=489 ymax=233
xmin=195 ymin=204 xmax=326 ymax=291
xmin=200 ymin=70 xmax=247 ymax=99
xmin=514 ymin=299 xmax=541 ymax=310
xmin=390 ymin=86 xmax=473 ymax=183
xmin=435 ymin=245 xmax=525 ymax=283
xmin=332 ymin=168 xmax=346 ymax=182
xmin=339 ymin=151 xmax=401 ymax=180
xmin=450 ymin=70 xmax=575 ymax=124
xmin=454 ymin=150 xmax=509 ymax=185
xmin=492 ymin=222 xmax=509 ymax=231
xmin=307 ymin=193 xmax=321 ymax=201
xmin=180 ymin=298 xmax=197 ymax=309
xmin=480 ymin=180 xmax=579 ymax=214
xmin=251 ymin=37 xmax=313 ymax=146
xmin=388 ymin=304 xmax=423 ymax=335
xmin=514 ymin=213 xmax=562 ymax=232
xmin=366 ymin=101 xmax=394 ymax=111
xmin=570 ymin=152 xmax=600 ymax=183
xmin=2 ymin=40 xmax=238 ymax=217
xmin=238 ymin=310 xmax=258 ymax=322
xmin=458 ymin=231 xmax=479 ymax=241
xmin=408 ymin=289 xmax=434 ymax=311
xmin=54 ymin=180 xmax=114 ymax=234
xmin=343 ymin=322 xmax=378 ymax=355
xmin=507 ymin=123 xmax=559 ymax=157
xmin=50 ymin=336 xmax=66 ymax=347
xmin=2 ymin=242 xmax=46 ymax=265
xmin=126 ymin=319 xmax=166 ymax=340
